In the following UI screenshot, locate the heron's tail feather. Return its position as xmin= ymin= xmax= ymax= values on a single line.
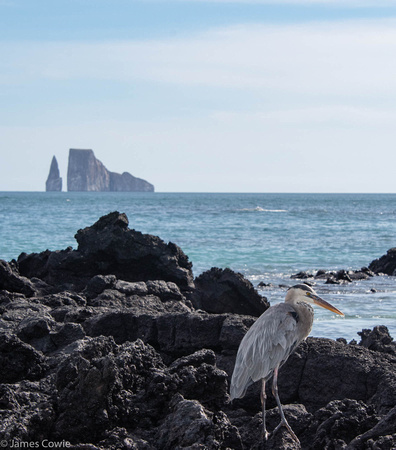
xmin=230 ymin=374 xmax=253 ymax=400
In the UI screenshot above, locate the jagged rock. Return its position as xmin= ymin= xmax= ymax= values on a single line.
xmin=348 ymin=405 xmax=396 ymax=449
xmin=17 ymin=212 xmax=194 ymax=291
xmin=358 ymin=325 xmax=396 ymax=355
xmin=17 ymin=314 xmax=57 ymax=352
xmin=291 ymin=271 xmax=314 ymax=279
xmin=84 ymin=275 xmax=117 ymax=299
xmin=0 ymin=333 xmax=48 ymax=382
xmin=0 ymin=294 xmax=52 ymax=334
xmin=308 ymin=399 xmax=379 ymax=449
xmin=369 ymin=247 xmax=396 ymax=275
xmin=227 ymin=405 xmax=308 ymax=450
xmin=169 ymin=349 xmax=228 ymax=408
xmin=38 ymin=291 xmax=87 ymax=308
xmin=257 ymin=282 xmax=274 ymax=288
xmin=74 ymin=212 xmax=192 ymax=289
xmin=1 ymin=213 xmax=396 ymax=449
xmin=45 ymin=155 xmax=62 ymax=191
xmin=50 ymin=337 xmax=230 ymax=446
xmin=51 ymin=322 xmax=86 ymax=349
xmin=294 ymin=339 xmax=396 ymax=415
xmin=67 ymin=148 xmax=154 ymax=192
xmin=193 ymin=267 xmax=269 ymax=316
xmin=156 ymin=394 xmax=242 ymax=450
xmin=335 ymin=270 xmax=353 ymax=282
xmin=0 ymin=379 xmax=56 ymax=443
xmin=0 ymin=259 xmax=36 ymax=297
xmin=348 ymin=267 xmax=375 ymax=281
xmin=313 ymin=268 xmax=375 ymax=284
xmin=325 ymin=275 xmax=342 ymax=285
xmin=315 ymin=269 xmax=328 ymax=278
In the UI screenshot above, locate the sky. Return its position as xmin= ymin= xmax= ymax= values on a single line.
xmin=2 ymin=1 xmax=396 ymax=192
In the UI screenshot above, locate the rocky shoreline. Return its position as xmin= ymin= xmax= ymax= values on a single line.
xmin=1 ymin=212 xmax=395 ymax=449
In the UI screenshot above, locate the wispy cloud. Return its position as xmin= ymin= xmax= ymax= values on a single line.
xmin=2 ymin=18 xmax=396 ymax=98
xmin=211 ymin=105 xmax=396 ymax=127
xmin=2 ymin=15 xmax=396 ymax=191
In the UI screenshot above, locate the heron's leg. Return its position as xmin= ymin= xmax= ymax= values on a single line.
xmin=271 ymin=366 xmax=300 ymax=444
xmin=260 ymin=379 xmax=269 ymax=440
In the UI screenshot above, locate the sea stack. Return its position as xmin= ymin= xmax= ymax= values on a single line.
xmin=67 ymin=149 xmax=154 ymax=192
xmin=45 ymin=156 xmax=62 ymax=191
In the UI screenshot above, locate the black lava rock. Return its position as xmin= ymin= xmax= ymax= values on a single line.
xmin=193 ymin=267 xmax=269 ymax=316
xmin=0 ymin=213 xmax=395 ymax=449
xmin=369 ymin=247 xmax=396 ymax=275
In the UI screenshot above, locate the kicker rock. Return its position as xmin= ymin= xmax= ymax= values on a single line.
xmin=67 ymin=148 xmax=154 ymax=192
xmin=45 ymin=156 xmax=62 ymax=191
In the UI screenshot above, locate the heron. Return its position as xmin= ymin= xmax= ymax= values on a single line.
xmin=230 ymin=284 xmax=344 ymax=443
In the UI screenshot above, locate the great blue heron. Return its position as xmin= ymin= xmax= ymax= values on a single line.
xmin=230 ymin=284 xmax=344 ymax=443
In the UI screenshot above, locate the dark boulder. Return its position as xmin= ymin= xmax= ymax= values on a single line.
xmin=18 ymin=212 xmax=194 ymax=291
xmin=0 ymin=379 xmax=56 ymax=443
xmin=16 ymin=313 xmax=57 ymax=353
xmin=84 ymin=274 xmax=117 ymax=299
xmin=335 ymin=269 xmax=353 ymax=283
xmin=155 ymin=394 xmax=242 ymax=450
xmin=358 ymin=325 xmax=396 ymax=355
xmin=0 ymin=294 xmax=52 ymax=335
xmin=0 ymin=259 xmax=36 ymax=297
xmin=193 ymin=267 xmax=269 ymax=316
xmin=349 ymin=267 xmax=375 ymax=281
xmin=369 ymin=247 xmax=396 ymax=275
xmin=313 ymin=268 xmax=375 ymax=285
xmin=51 ymin=337 xmax=230 ymax=446
xmin=307 ymin=399 xmax=379 ymax=449
xmin=1 ymin=213 xmax=396 ymax=449
xmin=324 ymin=269 xmax=353 ymax=284
xmin=0 ymin=333 xmax=47 ymax=383
xmin=291 ymin=271 xmax=314 ymax=279
xmin=348 ymin=404 xmax=396 ymax=449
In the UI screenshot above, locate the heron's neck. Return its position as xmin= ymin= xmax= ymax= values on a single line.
xmin=290 ymin=300 xmax=315 ymax=340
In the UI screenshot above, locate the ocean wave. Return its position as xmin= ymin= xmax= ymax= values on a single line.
xmin=238 ymin=206 xmax=287 ymax=212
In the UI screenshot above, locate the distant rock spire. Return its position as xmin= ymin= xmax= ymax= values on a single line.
xmin=46 ymin=156 xmax=62 ymax=191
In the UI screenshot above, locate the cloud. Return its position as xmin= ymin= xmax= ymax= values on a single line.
xmin=2 ymin=17 xmax=396 ymax=101
xmin=2 ymin=16 xmax=396 ymax=192
xmin=211 ymin=105 xmax=396 ymax=128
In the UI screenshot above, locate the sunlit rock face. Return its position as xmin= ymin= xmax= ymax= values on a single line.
xmin=67 ymin=148 xmax=154 ymax=192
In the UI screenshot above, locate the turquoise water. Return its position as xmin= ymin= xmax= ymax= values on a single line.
xmin=1 ymin=192 xmax=396 ymax=341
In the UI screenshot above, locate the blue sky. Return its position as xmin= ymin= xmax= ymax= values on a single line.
xmin=2 ymin=0 xmax=396 ymax=192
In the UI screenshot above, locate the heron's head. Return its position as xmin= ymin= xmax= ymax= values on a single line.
xmin=286 ymin=284 xmax=344 ymax=316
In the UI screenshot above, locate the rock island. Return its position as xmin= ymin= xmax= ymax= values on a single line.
xmin=45 ymin=149 xmax=154 ymax=192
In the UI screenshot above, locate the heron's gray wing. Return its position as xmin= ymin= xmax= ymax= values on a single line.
xmin=230 ymin=303 xmax=299 ymax=399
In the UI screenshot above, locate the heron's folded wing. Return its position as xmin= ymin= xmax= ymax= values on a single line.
xmin=230 ymin=303 xmax=298 ymax=399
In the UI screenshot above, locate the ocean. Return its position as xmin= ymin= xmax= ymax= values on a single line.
xmin=1 ymin=192 xmax=395 ymax=342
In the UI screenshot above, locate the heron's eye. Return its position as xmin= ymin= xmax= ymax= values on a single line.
xmin=305 ymin=292 xmax=311 ymax=297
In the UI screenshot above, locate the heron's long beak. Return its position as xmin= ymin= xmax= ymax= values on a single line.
xmin=307 ymin=292 xmax=344 ymax=316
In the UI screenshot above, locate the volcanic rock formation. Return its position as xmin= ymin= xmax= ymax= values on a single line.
xmin=0 ymin=212 xmax=395 ymax=449
xmin=67 ymin=148 xmax=154 ymax=192
xmin=369 ymin=247 xmax=396 ymax=276
xmin=45 ymin=156 xmax=62 ymax=191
